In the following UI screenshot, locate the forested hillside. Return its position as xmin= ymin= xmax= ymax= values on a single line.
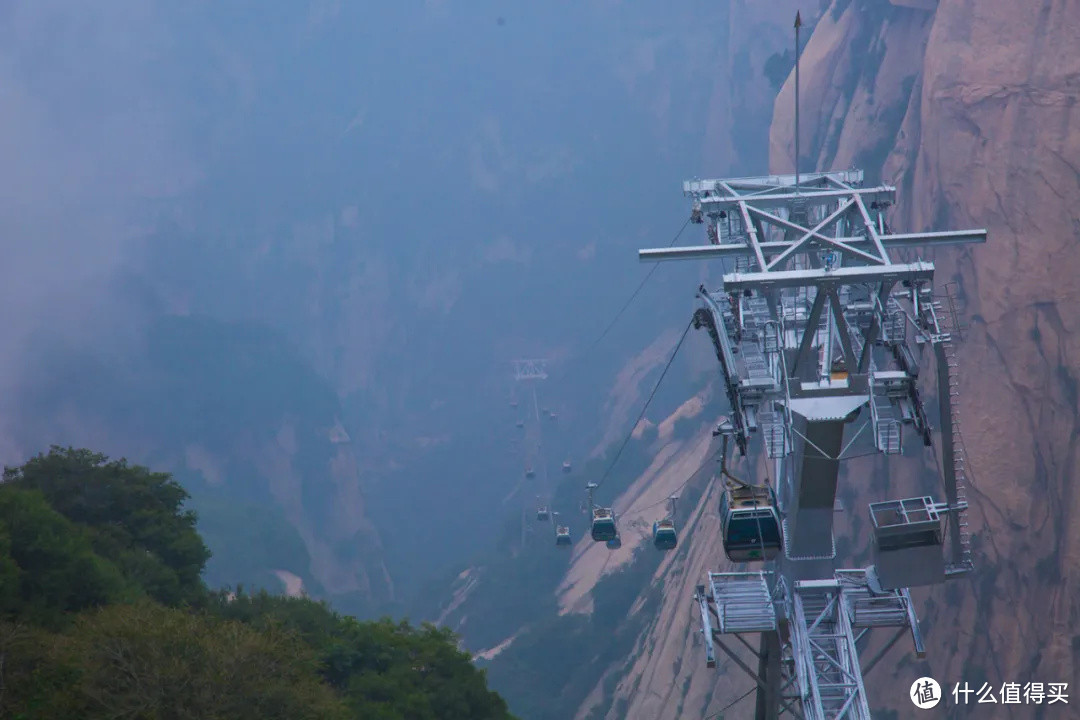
xmin=0 ymin=447 xmax=514 ymax=720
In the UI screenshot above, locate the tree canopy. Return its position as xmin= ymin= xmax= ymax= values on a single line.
xmin=0 ymin=447 xmax=517 ymax=720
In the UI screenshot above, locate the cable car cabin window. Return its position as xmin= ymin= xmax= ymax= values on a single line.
xmin=725 ymin=513 xmax=782 ymax=548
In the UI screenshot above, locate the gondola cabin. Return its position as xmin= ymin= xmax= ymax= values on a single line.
xmin=525 ymin=468 xmax=536 ymax=479
xmin=590 ymin=507 xmax=617 ymax=542
xmin=653 ymin=518 xmax=678 ymax=550
xmin=562 ymin=461 xmax=572 ymax=473
xmin=516 ymin=419 xmax=524 ymax=429
xmin=537 ymin=506 xmax=550 ymax=522
xmin=719 ymin=485 xmax=782 ymax=562
xmin=555 ymin=526 xmax=572 ymax=546
xmin=606 ymin=533 xmax=622 ymax=549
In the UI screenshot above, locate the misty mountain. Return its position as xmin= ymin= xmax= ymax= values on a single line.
xmin=0 ymin=1 xmax=795 ymax=615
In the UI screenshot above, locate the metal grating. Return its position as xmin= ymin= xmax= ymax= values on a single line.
xmin=709 ymin=571 xmax=778 ymax=634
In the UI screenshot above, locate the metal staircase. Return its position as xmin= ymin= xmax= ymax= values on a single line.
xmin=742 ymin=343 xmax=773 ymax=385
xmin=835 ymin=570 xmax=923 ymax=643
xmin=708 ymin=571 xmax=778 ymax=633
xmin=744 ymin=295 xmax=772 ymax=336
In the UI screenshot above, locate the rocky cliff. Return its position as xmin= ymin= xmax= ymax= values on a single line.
xmin=770 ymin=0 xmax=1080 ymax=714
xmin=549 ymin=1 xmax=1080 ymax=718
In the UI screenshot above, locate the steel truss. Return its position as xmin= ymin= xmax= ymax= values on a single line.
xmin=696 ymin=569 xmax=925 ymax=720
xmin=512 ymin=358 xmax=549 ymax=381
xmin=512 ymin=359 xmax=549 ymax=547
xmin=647 ymin=171 xmax=985 ymax=718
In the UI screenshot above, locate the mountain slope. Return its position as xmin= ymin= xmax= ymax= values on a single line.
xmin=557 ymin=1 xmax=1080 ymax=718
xmin=771 ymin=0 xmax=1080 ymax=707
xmin=12 ymin=315 xmax=392 ymax=613
xmin=481 ymin=2 xmax=1080 ymax=718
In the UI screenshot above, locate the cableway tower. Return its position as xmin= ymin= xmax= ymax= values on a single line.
xmin=639 ymin=169 xmax=985 ymax=718
xmin=512 ymin=359 xmax=557 ymax=547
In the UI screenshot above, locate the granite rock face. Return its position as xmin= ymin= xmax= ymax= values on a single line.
xmin=571 ymin=1 xmax=1080 ymax=717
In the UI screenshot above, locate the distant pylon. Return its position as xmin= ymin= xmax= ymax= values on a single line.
xmin=512 ymin=359 xmax=549 ymax=381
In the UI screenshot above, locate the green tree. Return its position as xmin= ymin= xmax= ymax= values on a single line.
xmin=0 ymin=450 xmax=519 ymax=719
xmin=35 ymin=601 xmax=349 ymax=719
xmin=214 ymin=591 xmax=518 ymax=720
xmin=0 ymin=488 xmax=129 ymax=626
xmin=3 ymin=447 xmax=210 ymax=605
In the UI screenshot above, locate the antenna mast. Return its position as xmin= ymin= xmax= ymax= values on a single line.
xmin=794 ymin=10 xmax=802 ymax=194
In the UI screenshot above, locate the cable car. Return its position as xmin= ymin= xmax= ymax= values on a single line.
xmin=549 ymin=412 xmax=558 ymax=421
xmin=537 ymin=506 xmax=549 ymax=522
xmin=590 ymin=507 xmax=617 ymax=542
xmin=555 ymin=526 xmax=572 ymax=546
xmin=562 ymin=460 xmax=572 ymax=473
xmin=653 ymin=518 xmax=678 ymax=550
xmin=516 ymin=419 xmax=524 ymax=429
xmin=719 ymin=485 xmax=782 ymax=562
xmin=606 ymin=533 xmax=622 ymax=549
xmin=511 ymin=399 xmax=519 ymax=408
xmin=525 ymin=468 xmax=536 ymax=479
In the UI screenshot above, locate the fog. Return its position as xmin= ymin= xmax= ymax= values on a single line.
xmin=0 ymin=0 xmax=797 ymax=611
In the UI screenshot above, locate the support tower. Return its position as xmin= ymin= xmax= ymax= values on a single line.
xmin=642 ymin=170 xmax=985 ymax=718
xmin=512 ymin=359 xmax=550 ymax=547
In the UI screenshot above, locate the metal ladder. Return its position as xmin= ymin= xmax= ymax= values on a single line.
xmin=759 ymin=410 xmax=790 ymax=458
xmin=934 ymin=282 xmax=974 ymax=569
xmin=709 ymin=572 xmax=778 ymax=634
xmin=869 ymin=364 xmax=901 ymax=455
xmin=763 ymin=320 xmax=782 ymax=355
xmin=882 ymin=297 xmax=906 ymax=344
xmin=742 ymin=296 xmax=772 ymax=340
xmin=941 ymin=336 xmax=973 ymax=568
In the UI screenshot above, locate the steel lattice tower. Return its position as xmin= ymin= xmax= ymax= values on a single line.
xmin=512 ymin=359 xmax=549 ymax=546
xmin=640 ymin=170 xmax=985 ymax=719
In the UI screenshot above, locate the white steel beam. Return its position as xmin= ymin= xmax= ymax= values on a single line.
xmin=721 ymin=262 xmax=935 ymax=292
xmin=638 ymin=230 xmax=986 ymax=263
